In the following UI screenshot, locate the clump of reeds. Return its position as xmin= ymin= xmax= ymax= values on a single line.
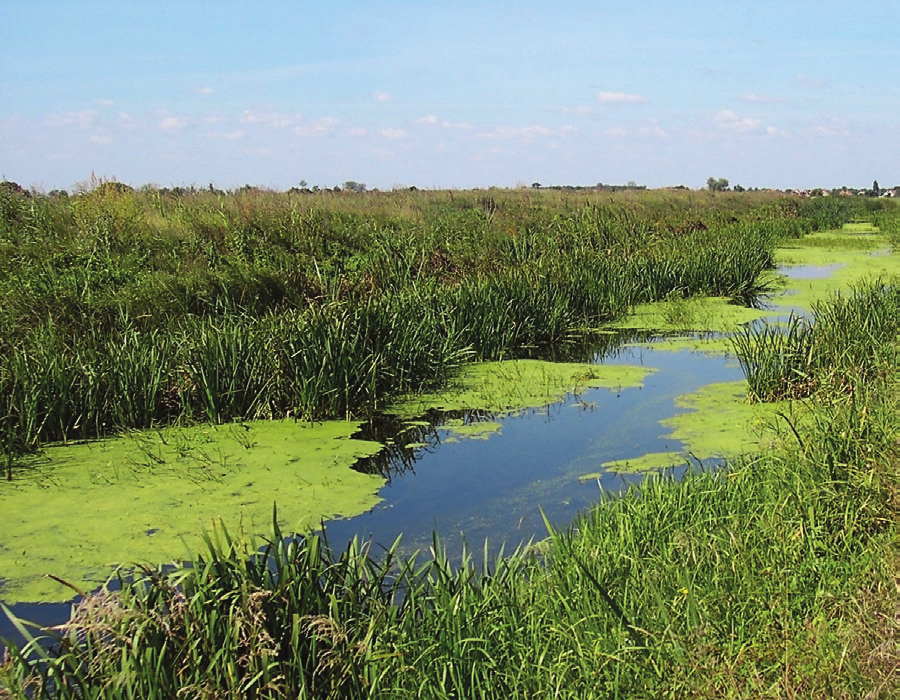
xmin=731 ymin=279 xmax=899 ymax=401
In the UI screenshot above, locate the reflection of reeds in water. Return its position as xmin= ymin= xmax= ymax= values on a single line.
xmin=350 ymin=408 xmax=498 ymax=480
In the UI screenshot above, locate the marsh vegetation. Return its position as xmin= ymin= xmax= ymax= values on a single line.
xmin=0 ymin=185 xmax=897 ymax=698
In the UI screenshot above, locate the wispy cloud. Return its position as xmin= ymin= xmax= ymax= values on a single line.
xmin=239 ymin=110 xmax=296 ymax=127
xmin=197 ymin=86 xmax=216 ymax=95
xmin=380 ymin=128 xmax=407 ymax=140
xmin=481 ymin=124 xmax=558 ymax=140
xmin=117 ymin=112 xmax=137 ymax=130
xmin=373 ymin=92 xmax=393 ymax=103
xmin=794 ymin=75 xmax=827 ymax=88
xmin=741 ymin=93 xmax=783 ymax=104
xmin=640 ymin=125 xmax=667 ymax=138
xmin=293 ymin=116 xmax=339 ymax=137
xmin=596 ymin=91 xmax=647 ymax=104
xmin=417 ymin=115 xmax=472 ymax=130
xmin=157 ymin=115 xmax=191 ymax=131
xmin=810 ymin=120 xmax=851 ymax=137
xmin=715 ymin=109 xmax=776 ymax=135
xmin=557 ymin=105 xmax=593 ymax=115
xmin=44 ymin=110 xmax=99 ymax=128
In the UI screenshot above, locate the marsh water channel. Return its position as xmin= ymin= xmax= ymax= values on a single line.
xmin=0 ymin=246 xmax=886 ymax=649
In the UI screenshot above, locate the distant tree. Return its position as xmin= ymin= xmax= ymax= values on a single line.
xmin=707 ymin=177 xmax=729 ymax=192
xmin=531 ymin=182 xmax=542 ymax=189
xmin=0 ymin=180 xmax=29 ymax=197
xmin=872 ymin=180 xmax=880 ymax=196
xmin=93 ymin=181 xmax=133 ymax=197
xmin=343 ymin=181 xmax=366 ymax=193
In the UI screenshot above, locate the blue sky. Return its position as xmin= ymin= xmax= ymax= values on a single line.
xmin=2 ymin=1 xmax=897 ymax=191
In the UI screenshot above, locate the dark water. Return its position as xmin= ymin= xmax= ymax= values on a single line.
xmin=320 ymin=341 xmax=743 ymax=560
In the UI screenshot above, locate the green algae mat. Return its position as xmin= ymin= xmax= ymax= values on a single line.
xmin=0 ymin=420 xmax=386 ymax=603
xmin=389 ymin=358 xmax=654 ymax=439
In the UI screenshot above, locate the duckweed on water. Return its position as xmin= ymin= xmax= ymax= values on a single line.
xmin=0 ymin=358 xmax=652 ymax=604
xmin=598 ymin=380 xmax=788 ymax=473
xmin=607 ymin=296 xmax=777 ymax=335
xmin=388 ymin=358 xmax=654 ymax=419
xmin=0 ymin=420 xmax=383 ymax=604
xmin=773 ymin=230 xmax=899 ymax=310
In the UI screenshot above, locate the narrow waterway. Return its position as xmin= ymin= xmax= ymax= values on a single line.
xmin=322 ymin=341 xmax=743 ymax=558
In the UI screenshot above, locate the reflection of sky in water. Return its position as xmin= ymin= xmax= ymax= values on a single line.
xmin=321 ymin=343 xmax=744 ymax=560
xmin=779 ymin=263 xmax=845 ymax=279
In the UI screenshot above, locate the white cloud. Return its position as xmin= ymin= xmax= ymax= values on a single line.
xmin=606 ymin=127 xmax=628 ymax=137
xmin=380 ymin=128 xmax=407 ymax=140
xmin=810 ymin=120 xmax=851 ymax=137
xmin=373 ymin=92 xmax=392 ymax=103
xmin=96 ymin=99 xmax=114 ymax=107
xmin=240 ymin=110 xmax=295 ymax=127
xmin=596 ymin=91 xmax=647 ymax=104
xmin=557 ymin=105 xmax=593 ymax=115
xmin=715 ymin=109 xmax=765 ymax=134
xmin=197 ymin=86 xmax=216 ymax=95
xmin=640 ymin=125 xmax=667 ymax=138
xmin=741 ymin=93 xmax=783 ymax=104
xmin=417 ymin=115 xmax=472 ymax=130
xmin=293 ymin=117 xmax=339 ymax=137
xmin=44 ymin=110 xmax=99 ymax=128
xmin=158 ymin=115 xmax=191 ymax=131
xmin=89 ymin=134 xmax=113 ymax=144
xmin=481 ymin=124 xmax=558 ymax=140
xmin=794 ymin=75 xmax=827 ymax=88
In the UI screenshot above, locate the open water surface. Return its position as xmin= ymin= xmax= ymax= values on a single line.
xmin=322 ymin=342 xmax=743 ymax=558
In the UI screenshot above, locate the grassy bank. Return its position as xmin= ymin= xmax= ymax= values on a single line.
xmin=2 ymin=275 xmax=896 ymax=697
xmin=1 ymin=186 xmax=878 ymax=472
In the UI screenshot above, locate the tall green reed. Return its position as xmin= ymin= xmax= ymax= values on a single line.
xmin=732 ymin=279 xmax=898 ymax=401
